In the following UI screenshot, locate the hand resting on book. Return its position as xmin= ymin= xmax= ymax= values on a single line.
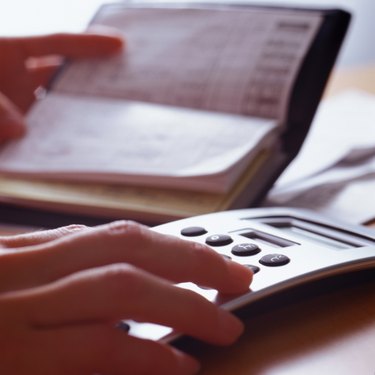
xmin=0 ymin=221 xmax=253 ymax=374
xmin=0 ymin=28 xmax=123 ymax=141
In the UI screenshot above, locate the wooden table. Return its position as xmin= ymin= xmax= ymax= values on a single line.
xmin=195 ymin=272 xmax=374 ymax=375
xmin=325 ymin=64 xmax=375 ymax=96
xmin=195 ymin=65 xmax=375 ymax=374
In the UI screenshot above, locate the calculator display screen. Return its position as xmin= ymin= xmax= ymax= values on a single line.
xmin=255 ymin=217 xmax=372 ymax=250
xmin=277 ymin=225 xmax=351 ymax=249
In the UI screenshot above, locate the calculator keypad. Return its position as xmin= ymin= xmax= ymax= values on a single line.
xmin=181 ymin=227 xmax=291 ymax=274
xmin=125 ymin=208 xmax=375 ymax=343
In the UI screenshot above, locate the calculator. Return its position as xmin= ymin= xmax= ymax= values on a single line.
xmin=124 ymin=207 xmax=375 ymax=343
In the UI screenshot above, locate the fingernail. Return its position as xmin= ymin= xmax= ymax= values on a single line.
xmin=174 ymin=349 xmax=201 ymax=374
xmin=216 ymin=309 xmax=244 ymax=345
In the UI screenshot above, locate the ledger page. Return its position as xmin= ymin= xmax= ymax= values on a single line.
xmin=54 ymin=4 xmax=322 ymax=121
xmin=0 ymin=5 xmax=321 ymax=194
xmin=0 ymin=92 xmax=277 ymax=193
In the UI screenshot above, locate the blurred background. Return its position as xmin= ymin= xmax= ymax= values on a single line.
xmin=0 ymin=0 xmax=374 ymax=224
xmin=0 ymin=0 xmax=374 ymax=68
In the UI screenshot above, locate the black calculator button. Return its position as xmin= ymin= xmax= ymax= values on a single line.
xmin=198 ymin=285 xmax=212 ymax=290
xmin=246 ymin=265 xmax=260 ymax=274
xmin=231 ymin=243 xmax=260 ymax=256
xmin=259 ymin=253 xmax=290 ymax=267
xmin=221 ymin=254 xmax=232 ymax=260
xmin=181 ymin=226 xmax=207 ymax=237
xmin=206 ymin=234 xmax=233 ymax=246
xmin=116 ymin=321 xmax=130 ymax=332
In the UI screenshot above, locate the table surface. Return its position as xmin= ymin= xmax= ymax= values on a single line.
xmin=197 ymin=272 xmax=375 ymax=375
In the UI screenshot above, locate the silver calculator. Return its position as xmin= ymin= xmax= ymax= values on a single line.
xmin=125 ymin=207 xmax=375 ymax=343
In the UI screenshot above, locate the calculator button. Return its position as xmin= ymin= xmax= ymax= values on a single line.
xmin=198 ymin=285 xmax=212 ymax=290
xmin=206 ymin=234 xmax=233 ymax=246
xmin=180 ymin=226 xmax=207 ymax=237
xmin=221 ymin=254 xmax=232 ymax=260
xmin=246 ymin=265 xmax=260 ymax=274
xmin=259 ymin=253 xmax=290 ymax=267
xmin=231 ymin=243 xmax=260 ymax=256
xmin=116 ymin=321 xmax=130 ymax=332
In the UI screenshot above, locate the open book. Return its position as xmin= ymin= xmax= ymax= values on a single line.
xmin=0 ymin=3 xmax=350 ymax=225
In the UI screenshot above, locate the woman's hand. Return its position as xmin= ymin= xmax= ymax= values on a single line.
xmin=0 ymin=221 xmax=253 ymax=375
xmin=0 ymin=30 xmax=123 ymax=141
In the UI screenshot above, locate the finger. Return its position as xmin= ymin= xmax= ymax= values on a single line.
xmin=29 ymin=325 xmax=200 ymax=375
xmin=0 ymin=92 xmax=27 ymax=140
xmin=0 ymin=77 xmax=37 ymax=114
xmin=16 ymin=30 xmax=123 ymax=59
xmin=0 ymin=224 xmax=87 ymax=249
xmin=3 ymin=221 xmax=252 ymax=294
xmin=26 ymin=55 xmax=63 ymax=88
xmin=0 ymin=225 xmax=89 ymax=293
xmin=14 ymin=264 xmax=244 ymax=346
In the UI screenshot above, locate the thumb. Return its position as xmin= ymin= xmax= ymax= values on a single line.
xmin=0 ymin=92 xmax=27 ymax=141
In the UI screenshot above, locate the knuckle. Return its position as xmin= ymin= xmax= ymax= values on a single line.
xmin=56 ymin=224 xmax=88 ymax=236
xmin=102 ymin=264 xmax=144 ymax=300
xmin=107 ymin=220 xmax=148 ymax=243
